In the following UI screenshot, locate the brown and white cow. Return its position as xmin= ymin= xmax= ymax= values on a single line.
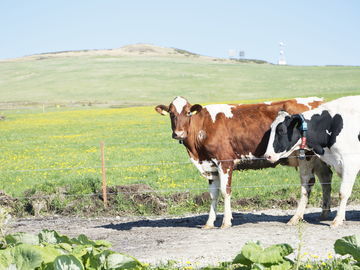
xmin=155 ymin=97 xmax=333 ymax=228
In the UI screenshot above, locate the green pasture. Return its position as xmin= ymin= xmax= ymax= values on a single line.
xmin=0 ymin=55 xmax=360 ymax=107
xmin=1 ymin=53 xmax=360 ymax=215
xmin=1 ymin=104 xmax=358 ymax=215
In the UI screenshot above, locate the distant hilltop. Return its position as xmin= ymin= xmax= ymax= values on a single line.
xmin=4 ymin=43 xmax=269 ymax=64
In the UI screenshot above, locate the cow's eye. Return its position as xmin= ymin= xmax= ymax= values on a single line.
xmin=276 ymin=124 xmax=287 ymax=135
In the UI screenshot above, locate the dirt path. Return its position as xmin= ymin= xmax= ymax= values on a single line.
xmin=9 ymin=205 xmax=360 ymax=267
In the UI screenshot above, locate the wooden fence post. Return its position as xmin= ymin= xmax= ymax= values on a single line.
xmin=100 ymin=141 xmax=107 ymax=208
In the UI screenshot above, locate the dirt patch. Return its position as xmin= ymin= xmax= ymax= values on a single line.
xmin=193 ymin=192 xmax=211 ymax=206
xmin=1 ymin=184 xmax=320 ymax=219
xmin=8 ymin=205 xmax=360 ymax=267
xmin=107 ymin=184 xmax=168 ymax=215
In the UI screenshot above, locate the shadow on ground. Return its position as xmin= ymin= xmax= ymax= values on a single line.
xmin=99 ymin=210 xmax=360 ymax=231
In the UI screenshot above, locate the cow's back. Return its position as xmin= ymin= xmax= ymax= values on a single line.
xmin=197 ymin=98 xmax=323 ymax=161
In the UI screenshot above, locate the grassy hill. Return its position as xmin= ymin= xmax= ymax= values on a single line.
xmin=1 ymin=44 xmax=360 ymax=216
xmin=1 ymin=44 xmax=359 ymax=108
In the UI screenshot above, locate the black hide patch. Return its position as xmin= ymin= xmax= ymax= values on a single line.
xmin=306 ymin=111 xmax=343 ymax=155
xmin=272 ymin=116 xmax=302 ymax=154
xmin=358 ymin=132 xmax=360 ymax=142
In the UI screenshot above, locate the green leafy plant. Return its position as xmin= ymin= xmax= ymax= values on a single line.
xmin=334 ymin=234 xmax=360 ymax=269
xmin=0 ymin=229 xmax=142 ymax=270
xmin=232 ymin=241 xmax=294 ymax=269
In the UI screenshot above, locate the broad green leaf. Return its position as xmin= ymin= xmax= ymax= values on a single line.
xmin=85 ymin=250 xmax=113 ymax=269
xmin=71 ymin=235 xmax=111 ymax=249
xmin=32 ymin=245 xmax=62 ymax=264
xmin=335 ymin=235 xmax=360 ymax=262
xmin=94 ymin=240 xmax=112 ymax=248
xmin=12 ymin=244 xmax=43 ymax=270
xmin=53 ymin=255 xmax=84 ymax=270
xmin=57 ymin=243 xmax=73 ymax=252
xmin=252 ymin=263 xmax=266 ymax=270
xmin=38 ymin=230 xmax=59 ymax=245
xmin=0 ymin=253 xmax=10 ymax=268
xmin=232 ymin=252 xmax=253 ymax=266
xmin=71 ymin=235 xmax=97 ymax=246
xmin=71 ymin=245 xmax=92 ymax=259
xmin=240 ymin=242 xmax=293 ymax=264
xmin=42 ymin=261 xmax=55 ymax=270
xmin=0 ymin=249 xmax=12 ymax=268
xmin=39 ymin=230 xmax=72 ymax=245
xmin=5 ymin=232 xmax=39 ymax=246
xmin=106 ymin=253 xmax=141 ymax=269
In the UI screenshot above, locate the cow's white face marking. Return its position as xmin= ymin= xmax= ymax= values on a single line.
xmin=264 ymin=101 xmax=272 ymax=105
xmin=295 ymin=97 xmax=323 ymax=109
xmin=205 ymin=104 xmax=235 ymax=123
xmin=172 ymin=96 xmax=187 ymax=114
xmin=265 ymin=111 xmax=290 ymax=162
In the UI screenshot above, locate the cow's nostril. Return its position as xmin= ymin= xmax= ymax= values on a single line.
xmin=265 ymin=155 xmax=272 ymax=160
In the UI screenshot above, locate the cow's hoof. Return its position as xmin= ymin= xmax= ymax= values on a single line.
xmin=319 ymin=210 xmax=331 ymax=221
xmin=202 ymin=224 xmax=215 ymax=230
xmin=331 ymin=218 xmax=343 ymax=228
xmin=287 ymin=216 xmax=302 ymax=226
xmin=220 ymin=223 xmax=232 ymax=229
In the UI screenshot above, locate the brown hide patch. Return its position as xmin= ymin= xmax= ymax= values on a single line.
xmin=186 ymin=98 xmax=323 ymax=162
xmin=309 ymin=100 xmax=323 ymax=109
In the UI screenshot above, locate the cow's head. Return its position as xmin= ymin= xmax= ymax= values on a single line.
xmin=155 ymin=96 xmax=202 ymax=140
xmin=264 ymin=111 xmax=304 ymax=163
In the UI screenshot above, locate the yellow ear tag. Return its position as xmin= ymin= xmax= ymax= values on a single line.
xmin=188 ymin=111 xmax=197 ymax=116
xmin=161 ymin=110 xmax=168 ymax=116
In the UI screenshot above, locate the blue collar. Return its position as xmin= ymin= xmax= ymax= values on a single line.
xmin=297 ymin=114 xmax=308 ymax=132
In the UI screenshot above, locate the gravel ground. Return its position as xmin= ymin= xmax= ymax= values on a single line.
xmin=8 ymin=205 xmax=360 ymax=267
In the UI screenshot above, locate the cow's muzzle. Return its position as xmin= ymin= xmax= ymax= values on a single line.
xmin=265 ymin=154 xmax=278 ymax=163
xmin=172 ymin=130 xmax=187 ymax=140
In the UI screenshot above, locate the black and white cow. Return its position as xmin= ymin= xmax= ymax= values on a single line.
xmin=264 ymin=95 xmax=360 ymax=227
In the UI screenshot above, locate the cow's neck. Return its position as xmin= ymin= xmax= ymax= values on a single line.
xmin=182 ymin=116 xmax=205 ymax=160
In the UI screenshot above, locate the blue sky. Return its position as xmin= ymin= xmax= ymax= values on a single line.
xmin=1 ymin=0 xmax=359 ymax=65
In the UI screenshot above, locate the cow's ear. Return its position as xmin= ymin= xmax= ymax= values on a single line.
xmin=290 ymin=114 xmax=303 ymax=128
xmin=155 ymin=105 xmax=169 ymax=116
xmin=189 ymin=104 xmax=203 ymax=116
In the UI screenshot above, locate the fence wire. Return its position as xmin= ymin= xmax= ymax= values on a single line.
xmin=2 ymin=151 xmax=360 ymax=173
xmin=1 ymin=139 xmax=359 ymax=202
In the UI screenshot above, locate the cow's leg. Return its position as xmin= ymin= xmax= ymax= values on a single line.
xmin=313 ymin=159 xmax=332 ymax=220
xmin=287 ymin=159 xmax=315 ymax=225
xmin=203 ymin=176 xmax=220 ymax=229
xmin=217 ymin=163 xmax=233 ymax=229
xmin=332 ymin=162 xmax=358 ymax=227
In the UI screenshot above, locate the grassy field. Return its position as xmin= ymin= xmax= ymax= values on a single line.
xmin=1 ymin=49 xmax=360 ymax=215
xmin=1 ymin=104 xmax=359 ymax=216
xmin=1 ymin=53 xmax=360 ymax=107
